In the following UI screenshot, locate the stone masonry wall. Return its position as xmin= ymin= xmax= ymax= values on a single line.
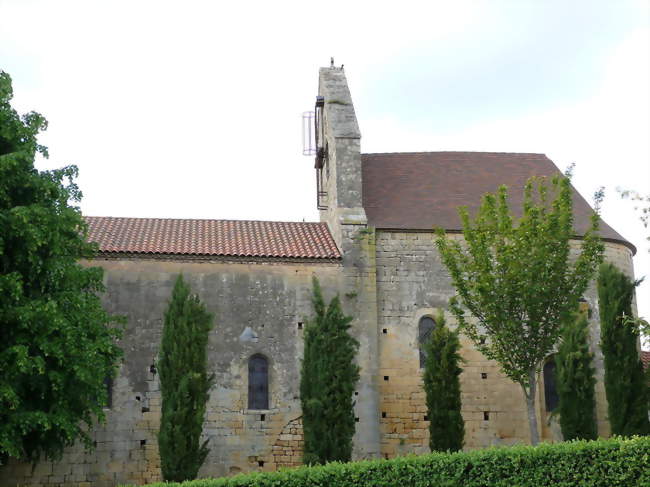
xmin=0 ymin=232 xmax=637 ymax=485
xmin=272 ymin=416 xmax=303 ymax=468
xmin=375 ymin=230 xmax=635 ymax=457
xmin=0 ymin=257 xmax=342 ymax=486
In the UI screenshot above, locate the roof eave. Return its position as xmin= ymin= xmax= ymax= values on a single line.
xmin=372 ymin=227 xmax=637 ymax=255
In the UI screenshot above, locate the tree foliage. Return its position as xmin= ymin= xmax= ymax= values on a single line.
xmin=0 ymin=71 xmax=122 ymax=464
xmin=597 ymin=262 xmax=650 ymax=436
xmin=556 ymin=311 xmax=597 ymax=440
xmin=435 ymin=174 xmax=603 ymax=444
xmin=300 ymin=277 xmax=359 ymax=465
xmin=422 ymin=311 xmax=464 ymax=452
xmin=158 ymin=275 xmax=215 ymax=481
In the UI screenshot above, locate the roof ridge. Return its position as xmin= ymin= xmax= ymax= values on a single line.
xmin=362 ymin=151 xmax=548 ymax=156
xmin=84 ymin=216 xmax=324 ymax=225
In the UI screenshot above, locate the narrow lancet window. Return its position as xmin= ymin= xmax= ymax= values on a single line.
xmin=418 ymin=316 xmax=436 ymax=368
xmin=543 ymin=356 xmax=559 ymax=412
xmin=248 ymin=354 xmax=269 ymax=410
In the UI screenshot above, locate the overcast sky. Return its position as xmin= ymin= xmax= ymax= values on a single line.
xmin=1 ymin=0 xmax=648 ymax=329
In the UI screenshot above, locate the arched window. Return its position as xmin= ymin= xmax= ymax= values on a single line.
xmin=248 ymin=354 xmax=269 ymax=410
xmin=543 ymin=356 xmax=559 ymax=412
xmin=418 ymin=316 xmax=436 ymax=368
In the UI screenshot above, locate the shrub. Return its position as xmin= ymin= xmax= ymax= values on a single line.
xmin=128 ymin=436 xmax=649 ymax=487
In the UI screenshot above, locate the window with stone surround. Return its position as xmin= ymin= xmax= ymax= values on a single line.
xmin=418 ymin=316 xmax=436 ymax=368
xmin=248 ymin=354 xmax=269 ymax=410
xmin=543 ymin=356 xmax=559 ymax=412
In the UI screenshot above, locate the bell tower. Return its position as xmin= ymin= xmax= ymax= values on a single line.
xmin=311 ymin=64 xmax=381 ymax=461
xmin=314 ymin=65 xmax=368 ymax=247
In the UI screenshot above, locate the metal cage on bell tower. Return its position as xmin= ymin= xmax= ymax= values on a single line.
xmin=314 ymin=96 xmax=328 ymax=210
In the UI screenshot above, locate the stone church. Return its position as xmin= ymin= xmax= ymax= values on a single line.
xmin=2 ymin=66 xmax=636 ymax=486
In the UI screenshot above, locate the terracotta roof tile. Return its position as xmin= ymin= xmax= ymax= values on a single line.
xmin=85 ymin=217 xmax=341 ymax=260
xmin=642 ymin=351 xmax=650 ymax=371
xmin=362 ymin=152 xmax=634 ymax=253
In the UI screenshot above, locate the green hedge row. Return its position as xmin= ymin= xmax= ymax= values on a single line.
xmin=133 ymin=436 xmax=649 ymax=487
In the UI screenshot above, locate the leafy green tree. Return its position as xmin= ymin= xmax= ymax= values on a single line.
xmin=436 ymin=174 xmax=603 ymax=444
xmin=597 ymin=262 xmax=650 ymax=436
xmin=157 ymin=275 xmax=215 ymax=481
xmin=556 ymin=311 xmax=597 ymax=440
xmin=300 ymin=277 xmax=359 ymax=464
xmin=422 ymin=311 xmax=464 ymax=451
xmin=0 ymin=71 xmax=122 ymax=464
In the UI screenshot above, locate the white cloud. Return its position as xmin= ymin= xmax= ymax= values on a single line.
xmin=1 ymin=0 xmax=648 ymax=320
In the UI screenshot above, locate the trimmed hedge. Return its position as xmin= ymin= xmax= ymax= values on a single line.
xmin=129 ymin=436 xmax=650 ymax=487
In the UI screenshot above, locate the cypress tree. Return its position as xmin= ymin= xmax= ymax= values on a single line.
xmin=556 ymin=311 xmax=597 ymax=440
xmin=158 ymin=275 xmax=215 ymax=481
xmin=597 ymin=262 xmax=650 ymax=436
xmin=422 ymin=311 xmax=464 ymax=452
xmin=300 ymin=277 xmax=360 ymax=465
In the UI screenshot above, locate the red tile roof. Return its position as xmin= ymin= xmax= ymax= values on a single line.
xmin=642 ymin=351 xmax=650 ymax=371
xmin=362 ymin=152 xmax=634 ymax=253
xmin=85 ymin=217 xmax=341 ymax=260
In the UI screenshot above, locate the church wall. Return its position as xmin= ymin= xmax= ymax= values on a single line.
xmin=374 ymin=230 xmax=635 ymax=457
xmin=0 ymin=257 xmax=342 ymax=487
xmin=338 ymin=224 xmax=382 ymax=460
xmin=0 ymin=233 xmax=637 ymax=486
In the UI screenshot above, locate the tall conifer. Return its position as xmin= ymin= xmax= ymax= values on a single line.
xmin=300 ymin=277 xmax=359 ymax=465
xmin=158 ymin=275 xmax=215 ymax=481
xmin=597 ymin=262 xmax=650 ymax=436
xmin=556 ymin=311 xmax=597 ymax=440
xmin=422 ymin=312 xmax=464 ymax=452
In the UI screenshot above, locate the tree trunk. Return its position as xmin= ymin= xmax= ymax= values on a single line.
xmin=524 ymin=369 xmax=540 ymax=445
